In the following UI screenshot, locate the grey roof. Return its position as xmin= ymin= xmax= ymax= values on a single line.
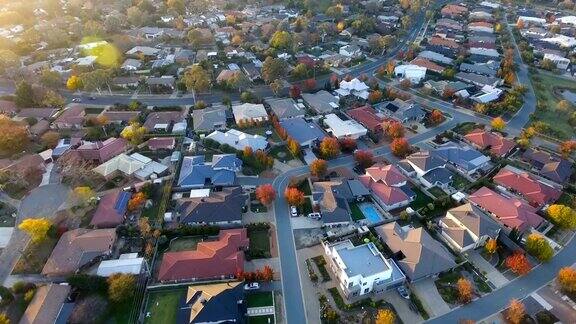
xmin=177 ymin=155 xmax=241 ymax=188
xmin=266 ymin=98 xmax=305 ymax=119
xmin=177 ymin=187 xmax=246 ymax=224
xmin=347 ymin=179 xmax=370 ymax=197
xmin=193 ymin=106 xmax=228 ymax=131
xmin=406 ymin=151 xmax=445 ymax=172
xmin=302 ymin=90 xmax=338 ymax=114
xmin=433 ymin=143 xmax=490 ymax=172
xmin=422 ymin=167 xmax=453 ymax=186
xmin=337 ymin=242 xmax=389 ymax=278
xmin=455 ymin=72 xmax=502 ymax=87
xmin=375 ymin=222 xmax=456 ymax=281
xmin=459 ymin=63 xmax=498 ymax=77
xmin=279 ymin=117 xmax=326 ymax=145
xmin=442 ymin=203 xmax=501 ymax=248
xmin=121 ymin=58 xmax=142 ymax=69
xmin=417 ymin=50 xmax=454 ymax=64
xmin=541 ymin=159 xmax=573 ymax=183
xmin=313 ymin=181 xmax=352 ymax=224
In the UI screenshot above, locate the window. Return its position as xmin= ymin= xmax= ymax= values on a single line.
xmin=362 ymin=282 xmax=367 ymax=286
xmin=363 ymin=288 xmax=369 ymax=294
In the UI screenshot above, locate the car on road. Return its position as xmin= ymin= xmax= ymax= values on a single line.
xmin=244 ymin=282 xmax=260 ymax=290
xmin=397 ymin=285 xmax=410 ymax=299
xmin=72 ymin=98 xmax=82 ymax=103
xmin=308 ymin=212 xmax=321 ymax=220
xmin=290 ymin=206 xmax=298 ymax=217
xmin=89 ymin=96 xmax=96 ymax=100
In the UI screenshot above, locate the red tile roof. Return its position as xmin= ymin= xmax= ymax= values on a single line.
xmin=76 ymin=137 xmax=128 ymax=163
xmin=410 ymin=57 xmax=446 ymax=73
xmin=347 ymin=106 xmax=385 ymax=132
xmin=465 ymin=129 xmax=515 ymax=156
xmin=469 ymin=21 xmax=494 ymax=28
xmin=148 ymin=137 xmax=176 ymax=150
xmin=429 ymin=36 xmax=461 ymax=49
xmin=90 ymin=189 xmax=131 ymax=228
xmin=493 ymin=168 xmax=562 ymax=207
xmin=441 ymin=4 xmax=469 ymax=16
xmin=158 ymin=229 xmax=249 ymax=281
xmin=468 ymin=187 xmax=544 ymax=231
xmin=54 ymin=104 xmax=85 ymax=127
xmin=359 ymin=164 xmax=410 ymax=207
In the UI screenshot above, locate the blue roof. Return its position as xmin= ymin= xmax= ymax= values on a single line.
xmin=178 ymin=155 xmax=240 ymax=188
xmin=114 ymin=191 xmax=131 ymax=215
xmin=433 ymin=144 xmax=489 ymax=172
xmin=280 ymin=117 xmax=326 ymax=145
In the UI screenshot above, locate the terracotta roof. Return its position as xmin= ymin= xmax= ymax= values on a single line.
xmin=75 ymin=137 xmax=128 ymax=163
xmin=359 ymin=165 xmax=410 ymax=207
xmin=347 ymin=105 xmax=386 ymax=132
xmin=493 ymin=167 xmax=562 ymax=207
xmin=410 ymin=57 xmax=446 ymax=73
xmin=158 ymin=229 xmax=249 ymax=281
xmin=0 ymin=154 xmax=45 ymax=175
xmin=465 ymin=129 xmax=515 ymax=156
xmin=101 ymin=110 xmax=139 ymax=123
xmin=19 ymin=284 xmax=71 ymax=324
xmin=364 ymin=164 xmax=407 ymax=186
xmin=54 ymin=104 xmax=85 ymax=126
xmin=468 ymin=187 xmax=544 ymax=231
xmin=143 ymin=111 xmax=185 ymax=130
xmin=148 ymin=137 xmax=176 ymax=150
xmin=42 ymin=228 xmax=116 ymax=276
xmin=469 ymin=21 xmax=494 ymax=28
xmin=441 ymin=4 xmax=469 ymax=16
xmin=441 ymin=203 xmax=501 ymax=248
xmin=90 ymin=189 xmax=131 ymax=228
xmin=429 ymin=37 xmax=461 ymax=49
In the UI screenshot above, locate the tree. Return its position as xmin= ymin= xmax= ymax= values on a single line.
xmin=71 ymin=186 xmax=96 ymax=207
xmin=0 ymin=116 xmax=29 ymax=154
xmin=429 ymin=109 xmax=444 ymax=125
xmin=262 ymin=265 xmax=274 ymax=281
xmin=491 ymin=117 xmax=506 ymax=131
xmin=41 ymin=90 xmax=65 ymax=108
xmin=385 ymin=122 xmax=404 ymax=139
xmin=310 ymin=159 xmax=328 ymax=178
xmin=127 ymin=6 xmax=148 ymax=26
xmin=457 ymin=278 xmax=474 ymax=304
xmin=339 ymin=137 xmax=357 ymax=153
xmin=269 ymin=31 xmax=292 ymax=50
xmin=354 ymin=150 xmax=374 ymax=168
xmin=557 ymin=100 xmax=572 ymax=113
xmin=368 ymin=90 xmax=383 ymax=104
xmin=559 ymin=140 xmax=576 ymax=158
xmin=541 ymin=59 xmax=556 ymax=71
xmin=120 ymin=122 xmax=147 ymax=145
xmin=107 ymin=274 xmax=136 ymax=304
xmin=558 ymin=267 xmax=576 ymax=293
xmin=255 ymin=184 xmax=276 ymax=206
xmin=0 ymin=49 xmax=18 ymax=74
xmin=390 ymin=138 xmax=410 ymax=157
xmin=292 ymin=63 xmax=308 ymax=80
xmin=505 ymin=252 xmax=532 ymax=276
xmin=0 ymin=314 xmax=9 ymax=324
xmin=485 ymin=238 xmax=498 ymax=255
xmin=319 ymin=137 xmax=340 ymax=159
xmin=547 ymin=204 xmax=576 ymax=229
xmin=40 ymin=69 xmax=61 ymax=88
xmin=262 ymin=57 xmax=287 ymax=84
xmin=284 ymin=187 xmax=305 ymax=206
xmin=18 ymin=218 xmax=52 ymax=243
xmin=506 ymin=299 xmax=525 ymax=324
xmin=287 ymin=137 xmax=300 ymax=156
xmin=183 ymin=65 xmax=211 ymax=93
xmin=375 ymin=309 xmax=395 ymax=324
xmin=289 ymin=85 xmax=301 ymax=99
xmin=270 ymin=79 xmax=283 ymax=96
xmin=303 ymin=78 xmax=317 ymax=92
xmin=14 ymin=81 xmax=35 ymax=108
xmin=167 ymin=0 xmax=185 ymax=15
xmin=69 ymin=295 xmax=108 ymax=324
xmin=79 ymin=69 xmax=112 ymax=93
xmin=525 ymin=233 xmax=553 ymax=262
xmin=128 ymin=192 xmax=147 ymax=211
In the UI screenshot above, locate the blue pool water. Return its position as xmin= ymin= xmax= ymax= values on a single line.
xmin=358 ymin=203 xmax=384 ymax=223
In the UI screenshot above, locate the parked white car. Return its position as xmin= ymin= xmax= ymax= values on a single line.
xmin=308 ymin=212 xmax=321 ymax=220
xmin=244 ymin=282 xmax=260 ymax=290
xmin=290 ymin=206 xmax=298 ymax=217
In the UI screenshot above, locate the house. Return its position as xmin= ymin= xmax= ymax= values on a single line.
xmin=543 ymin=53 xmax=570 ymax=70
xmin=121 ymin=58 xmax=142 ymax=71
xmin=231 ymin=103 xmax=268 ymax=124
xmin=0 ymin=100 xmax=17 ymax=115
xmin=42 ymin=228 xmax=116 ymax=276
xmin=469 ymin=47 xmax=500 ymax=58
xmin=334 ymin=78 xmax=370 ymax=100
xmin=19 ymin=284 xmax=72 ymax=324
xmin=433 ymin=142 xmax=491 ymax=175
xmin=93 ymin=153 xmax=169 ymax=180
xmin=101 ymin=110 xmax=139 ymax=124
xmin=468 ymin=187 xmax=545 ymax=232
xmin=429 ymin=37 xmax=461 ymax=50
xmin=493 ymin=166 xmax=562 ymax=208
xmin=279 ymin=117 xmax=326 ymax=147
xmin=112 ymin=77 xmax=140 ymax=89
xmin=192 ymin=105 xmax=228 ymax=132
xmin=147 ymin=76 xmax=176 ymax=92
xmin=394 ymin=64 xmax=427 ymax=83
xmin=439 ymin=203 xmax=501 ymax=253
xmin=347 ymin=105 xmax=386 ymax=133
xmin=148 ymin=137 xmax=176 ymax=150
xmin=410 ymin=58 xmax=445 ymax=74
xmin=177 ymin=155 xmax=241 ymax=188
xmin=542 ymin=35 xmax=576 ymax=48
xmin=178 ymin=282 xmax=246 ymax=324
xmin=323 ymin=113 xmax=367 ymax=139
xmin=517 ymin=16 xmax=547 ymax=26
xmin=143 ymin=111 xmax=185 ymax=131
xmin=90 ymin=189 xmax=132 ymax=228
xmin=302 ymin=90 xmax=339 ymax=114
xmin=464 ymin=129 xmax=515 ymax=156
xmin=266 ymin=98 xmax=305 ymax=119
xmin=417 ymin=50 xmax=454 ymax=65
xmin=339 ymin=44 xmax=362 ymax=58
xmin=374 ymin=222 xmax=456 ymax=282
xmin=470 ymin=85 xmax=503 ymax=103
xmin=441 ymin=4 xmax=469 ymax=18
xmin=206 ymin=129 xmax=268 ymax=151
xmin=96 ymin=253 xmax=148 ymax=277
xmin=468 ymin=21 xmax=494 ymax=33
xmin=53 ymin=105 xmax=85 ymax=129
xmin=74 ymin=137 xmax=128 ymax=163
xmin=359 ymin=164 xmax=415 ymax=211
xmin=176 ymin=187 xmax=247 ymax=225
xmin=522 ymin=148 xmax=573 ymax=184
xmin=126 ymin=46 xmax=160 ymax=58
xmin=312 ymin=179 xmax=369 ymax=226
xmin=455 ymin=72 xmax=502 ymax=87
xmin=376 ymin=99 xmax=426 ymax=124
xmin=460 ymin=63 xmax=498 ymax=77
xmin=216 ymin=69 xmax=241 ymax=84
xmin=323 ymin=240 xmax=405 ymax=299
xmin=158 ymin=229 xmax=249 ymax=282
xmin=242 ymin=62 xmax=261 ymax=81
xmin=399 ymin=151 xmax=453 ymax=189
xmin=15 ymin=108 xmax=58 ymax=120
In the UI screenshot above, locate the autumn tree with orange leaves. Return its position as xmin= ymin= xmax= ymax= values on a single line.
xmin=284 ymin=187 xmax=305 ymax=206
xmin=429 ymin=109 xmax=445 ymax=125
xmin=262 ymin=265 xmax=274 ymax=281
xmin=505 ymin=252 xmax=532 ymax=276
xmin=128 ymin=192 xmax=147 ymax=211
xmin=255 ymin=184 xmax=276 ymax=205
xmin=385 ymin=121 xmax=405 ymax=139
xmin=354 ymin=150 xmax=374 ymax=168
xmin=390 ymin=138 xmax=410 ymax=157
xmin=457 ymin=278 xmax=474 ymax=304
xmin=310 ymin=159 xmax=328 ymax=177
xmin=557 ymin=267 xmax=576 ymax=293
xmin=559 ymin=140 xmax=576 ymax=158
xmin=339 ymin=137 xmax=357 ymax=153
xmin=287 ymin=137 xmax=301 ymax=156
xmin=319 ymin=137 xmax=340 ymax=159
xmin=506 ymin=299 xmax=525 ymax=324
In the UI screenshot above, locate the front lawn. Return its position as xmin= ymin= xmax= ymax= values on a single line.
xmin=297 ymin=197 xmax=313 ymax=215
xmin=12 ymin=237 xmax=58 ymax=274
xmin=144 ymin=289 xmax=185 ymax=324
xmin=247 ymin=292 xmax=274 ymax=308
xmin=452 ymin=122 xmax=483 ymax=135
xmin=248 ymin=315 xmax=275 ymax=324
xmin=349 ymin=202 xmax=365 ymax=221
xmin=247 ymin=225 xmax=271 ymax=259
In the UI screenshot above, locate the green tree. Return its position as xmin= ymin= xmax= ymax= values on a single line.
xmin=291 ymin=63 xmax=308 ymax=80
xmin=262 ymin=57 xmax=287 ymax=84
xmin=40 ymin=69 xmax=61 ymax=88
xmin=183 ymin=65 xmax=211 ymax=93
xmin=107 ymin=274 xmax=136 ymax=304
xmin=269 ymin=31 xmax=292 ymax=50
xmin=525 ymin=233 xmax=553 ymax=262
xmin=0 ymin=49 xmax=18 ymax=74
xmin=14 ymin=81 xmax=35 ymax=108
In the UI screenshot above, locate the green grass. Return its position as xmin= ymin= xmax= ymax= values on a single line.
xmin=451 ymin=173 xmax=472 ymax=191
xmin=248 ymin=229 xmax=271 ymax=259
xmin=269 ymin=145 xmax=295 ymax=162
xmin=410 ymin=293 xmax=429 ymax=320
xmin=294 ymin=180 xmax=312 ymax=195
xmin=452 ymin=122 xmax=482 ymax=135
xmin=247 ymin=292 xmax=274 ymax=308
xmin=349 ymin=202 xmax=366 ymax=221
xmin=12 ymin=237 xmax=58 ymax=274
xmin=298 ymin=197 xmax=313 ymax=215
xmin=250 ymin=202 xmax=268 ymax=213
xmin=168 ymin=236 xmax=203 ymax=252
xmin=248 ymin=315 xmax=275 ymax=324
xmin=530 ymin=73 xmax=576 ymax=140
xmin=328 ymin=288 xmax=346 ymax=309
xmin=428 ymin=186 xmax=447 ymax=199
xmin=144 ymin=289 xmax=185 ymax=324
xmin=0 ymin=202 xmax=16 ymax=227
xmin=409 ymin=187 xmax=434 ymax=210
xmin=243 ymin=126 xmax=281 ymax=142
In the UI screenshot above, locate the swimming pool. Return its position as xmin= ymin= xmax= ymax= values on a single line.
xmin=358 ymin=203 xmax=384 ymax=224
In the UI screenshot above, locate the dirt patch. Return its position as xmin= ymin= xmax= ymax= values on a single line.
xmin=294 ymin=228 xmax=324 ymax=249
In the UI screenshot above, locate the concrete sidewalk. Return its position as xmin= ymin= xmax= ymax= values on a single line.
xmin=467 ymin=250 xmax=509 ymax=288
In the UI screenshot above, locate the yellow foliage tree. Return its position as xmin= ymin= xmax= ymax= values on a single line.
xmin=120 ymin=122 xmax=148 ymax=145
xmin=491 ymin=117 xmax=506 ymax=131
xmin=558 ymin=267 xmax=576 ymax=293
xmin=485 ymin=238 xmax=498 ymax=255
xmin=0 ymin=313 xmax=9 ymax=324
xmin=547 ymin=204 xmax=576 ymax=229
xmin=375 ymin=309 xmax=396 ymax=324
xmin=66 ymin=75 xmax=81 ymax=91
xmin=18 ymin=218 xmax=52 ymax=243
xmin=71 ymin=186 xmax=96 ymax=206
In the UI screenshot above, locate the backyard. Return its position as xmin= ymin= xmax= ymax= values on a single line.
xmin=409 ymin=186 xmax=434 ymax=211
xmin=451 ymin=173 xmax=472 ymax=191
xmin=144 ymin=289 xmax=185 ymax=324
xmin=428 ymin=186 xmax=447 ymax=199
xmin=349 ymin=202 xmax=365 ymax=221
xmin=166 ymin=236 xmax=204 ymax=252
xmin=12 ymin=237 xmax=58 ymax=274
xmin=530 ymin=72 xmax=576 ymax=140
xmin=247 ymin=224 xmax=271 ymax=259
xmin=243 ymin=125 xmax=281 ymax=143
xmin=269 ymin=145 xmax=295 ymax=162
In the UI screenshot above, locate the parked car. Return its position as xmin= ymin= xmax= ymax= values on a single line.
xmin=89 ymin=96 xmax=96 ymax=100
xmin=308 ymin=212 xmax=321 ymax=220
xmin=290 ymin=206 xmax=298 ymax=217
xmin=397 ymin=285 xmax=410 ymax=299
xmin=72 ymin=98 xmax=82 ymax=102
xmin=244 ymin=282 xmax=260 ymax=291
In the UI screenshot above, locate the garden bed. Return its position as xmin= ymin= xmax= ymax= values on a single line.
xmin=12 ymin=237 xmax=58 ymax=274
xmin=312 ymin=256 xmax=331 ymax=282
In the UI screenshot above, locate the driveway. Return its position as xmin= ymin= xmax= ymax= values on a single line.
xmin=381 ymin=290 xmax=424 ymax=324
xmin=467 ymin=250 xmax=509 ymax=288
xmin=411 ymin=278 xmax=451 ymax=317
